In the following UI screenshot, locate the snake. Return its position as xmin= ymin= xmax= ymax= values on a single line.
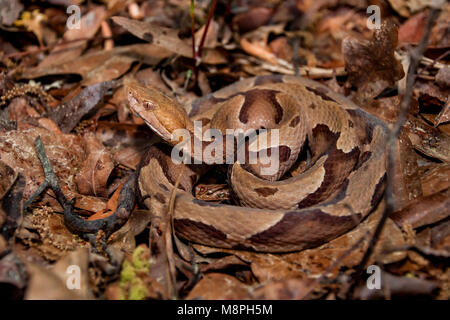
xmin=128 ymin=75 xmax=388 ymax=253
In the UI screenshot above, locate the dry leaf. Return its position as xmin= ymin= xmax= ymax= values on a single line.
xmin=0 ymin=0 xmax=23 ymax=26
xmin=21 ymin=44 xmax=171 ymax=84
xmin=25 ymin=249 xmax=91 ymax=299
xmin=111 ymin=16 xmax=226 ymax=65
xmin=49 ymin=81 xmax=117 ymax=133
xmin=75 ymin=134 xmax=114 ymax=197
xmin=187 ymin=273 xmax=251 ymax=300
xmin=342 ymin=20 xmax=405 ymax=101
xmin=421 ymin=163 xmax=450 ymax=196
xmin=232 ymin=7 xmax=273 ymax=34
xmin=391 ymin=129 xmax=422 ymax=210
xmin=390 ymin=187 xmax=450 ymax=229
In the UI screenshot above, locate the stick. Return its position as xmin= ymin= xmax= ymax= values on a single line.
xmin=347 ymin=5 xmax=442 ymax=298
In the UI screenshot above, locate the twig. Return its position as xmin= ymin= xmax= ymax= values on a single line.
xmin=347 ymin=5 xmax=442 ymax=298
xmin=384 ymin=245 xmax=450 ymax=261
xmin=165 ymin=170 xmax=184 ymax=299
xmin=197 ymin=0 xmax=218 ymax=61
xmin=24 ymin=136 xmax=69 ymax=209
xmin=189 ymin=0 xmax=218 ymax=84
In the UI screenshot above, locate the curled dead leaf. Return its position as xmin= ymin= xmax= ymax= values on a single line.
xmin=342 ymin=20 xmax=405 ymax=101
xmin=75 ymin=134 xmax=114 ymax=198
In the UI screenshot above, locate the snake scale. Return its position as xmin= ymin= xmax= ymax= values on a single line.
xmin=128 ymin=75 xmax=388 ymax=252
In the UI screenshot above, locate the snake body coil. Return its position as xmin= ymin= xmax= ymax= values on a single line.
xmin=129 ymin=75 xmax=388 ymax=252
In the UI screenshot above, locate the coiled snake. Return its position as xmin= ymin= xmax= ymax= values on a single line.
xmin=129 ymin=75 xmax=388 ymax=252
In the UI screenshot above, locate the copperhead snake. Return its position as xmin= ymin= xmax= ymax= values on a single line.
xmin=128 ymin=75 xmax=388 ymax=253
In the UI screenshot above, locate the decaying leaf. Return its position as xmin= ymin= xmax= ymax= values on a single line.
xmin=342 ymin=20 xmax=405 ymax=101
xmin=36 ymin=6 xmax=108 ymax=69
xmin=0 ymin=126 xmax=85 ymax=201
xmin=20 ymin=44 xmax=171 ymax=84
xmin=391 ymin=130 xmax=423 ymax=210
xmin=232 ymin=7 xmax=273 ymax=34
xmin=0 ymin=172 xmax=25 ymax=241
xmin=111 ymin=16 xmax=226 ymax=65
xmin=24 ymin=249 xmax=91 ymax=299
xmin=75 ymin=134 xmax=114 ymax=197
xmin=48 ymin=81 xmax=117 ymax=133
xmin=0 ymin=0 xmax=23 ymax=27
xmin=405 ymin=116 xmax=450 ymax=162
xmin=390 ymin=187 xmax=450 ymax=229
xmin=0 ymin=253 xmax=28 ymax=300
xmin=354 ymin=270 xmax=439 ymax=299
xmin=420 ymin=163 xmax=450 ymax=196
xmin=186 ymin=273 xmax=252 ymax=300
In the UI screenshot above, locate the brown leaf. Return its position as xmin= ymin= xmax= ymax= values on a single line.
xmin=398 ymin=10 xmax=428 ymax=44
xmin=95 ymin=122 xmax=155 ymax=170
xmin=24 ymin=248 xmax=91 ymax=299
xmin=354 ymin=271 xmax=439 ymax=299
xmin=436 ymin=65 xmax=450 ymax=89
xmin=398 ymin=4 xmax=450 ymax=47
xmin=421 ymin=163 xmax=450 ymax=196
xmin=75 ymin=134 xmax=114 ymax=197
xmin=0 ymin=126 xmax=85 ymax=201
xmin=49 ymin=81 xmax=117 ymax=133
xmin=342 ymin=20 xmax=405 ymax=101
xmin=186 ymin=273 xmax=252 ymax=300
xmin=18 ymin=207 xmax=81 ymax=261
xmin=269 ymin=37 xmax=293 ymax=62
xmin=414 ymin=80 xmax=448 ymax=111
xmin=200 ymin=255 xmax=248 ymax=274
xmin=240 ymin=37 xmax=278 ymax=65
xmin=0 ymin=171 xmax=24 ymax=241
xmin=0 ymin=253 xmax=27 ymax=299
xmin=21 ymin=44 xmax=171 ymax=84
xmin=0 ymin=161 xmax=17 ymax=200
xmin=390 ymin=187 xmax=450 ymax=229
xmin=111 ymin=16 xmax=226 ymax=65
xmin=391 ymin=129 xmax=422 ymax=210
xmin=195 ymin=20 xmax=219 ymax=49
xmin=405 ymin=116 xmax=450 ymax=162
xmin=431 ymin=219 xmax=450 ymax=249
xmin=252 ymin=278 xmax=310 ymax=300
xmin=0 ymin=0 xmax=23 ymax=26
xmin=232 ymin=7 xmax=273 ymax=34
xmin=36 ymin=6 xmax=107 ymax=69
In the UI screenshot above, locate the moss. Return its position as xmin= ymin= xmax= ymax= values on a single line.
xmin=128 ymin=278 xmax=149 ymax=300
xmin=131 ymin=245 xmax=150 ymax=271
xmin=119 ymin=245 xmax=151 ymax=300
xmin=120 ymin=260 xmax=136 ymax=284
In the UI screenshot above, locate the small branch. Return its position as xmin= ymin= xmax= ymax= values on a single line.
xmin=24 ymin=136 xmax=69 ymax=209
xmin=197 ymin=0 xmax=218 ymax=60
xmin=189 ymin=0 xmax=218 ymax=84
xmin=347 ymin=5 xmax=442 ymax=297
xmin=190 ymin=0 xmax=196 ymax=69
xmin=165 ymin=170 xmax=184 ymax=299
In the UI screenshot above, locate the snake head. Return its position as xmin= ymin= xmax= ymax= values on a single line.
xmin=127 ymin=83 xmax=193 ymax=144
